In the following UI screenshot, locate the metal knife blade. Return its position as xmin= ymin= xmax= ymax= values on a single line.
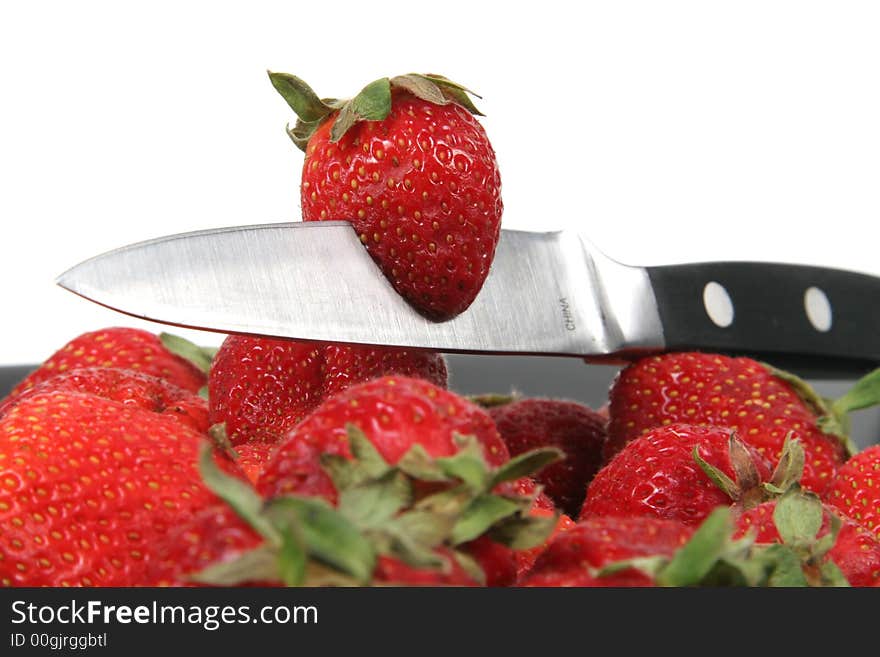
xmin=56 ymin=221 xmax=880 ymax=376
xmin=56 ymin=222 xmax=661 ymax=358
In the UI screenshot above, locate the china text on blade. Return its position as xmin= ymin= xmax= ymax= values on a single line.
xmin=559 ymin=298 xmax=576 ymax=331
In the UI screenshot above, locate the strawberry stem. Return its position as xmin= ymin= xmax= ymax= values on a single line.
xmin=829 ymin=367 xmax=880 ymax=418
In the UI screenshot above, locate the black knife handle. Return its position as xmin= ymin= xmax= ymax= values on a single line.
xmin=646 ymin=261 xmax=880 ymax=378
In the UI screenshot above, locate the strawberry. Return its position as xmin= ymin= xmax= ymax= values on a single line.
xmin=256 ymin=377 xmax=563 ymax=586
xmin=494 ymin=475 xmax=574 ymax=581
xmin=581 ymin=423 xmax=773 ymax=526
xmin=145 ymin=504 xmax=265 ymax=587
xmin=0 ymin=367 xmax=209 ymax=433
xmin=7 ymin=327 xmax=209 ymax=399
xmin=231 ymin=441 xmax=277 ymax=486
xmin=208 ymin=335 xmax=447 ymax=445
xmin=373 ymin=549 xmax=480 ymax=586
xmin=321 ymin=342 xmax=447 ymax=399
xmin=258 ymin=375 xmax=507 ymax=500
xmin=0 ymin=390 xmax=221 ymax=586
xmin=823 ymin=444 xmax=880 ymax=537
xmin=486 ymin=397 xmax=607 ymax=517
xmin=520 ymin=516 xmax=695 ymax=587
xmin=515 ymin=511 xmax=576 ymax=581
xmin=734 ymin=489 xmax=880 ymax=587
xmin=148 ymin=425 xmax=558 ymax=587
xmin=269 ymin=72 xmax=502 ymax=320
xmin=146 ymin=502 xmax=481 ymax=587
xmin=524 ymin=490 xmax=870 ymax=588
xmin=605 ymin=352 xmax=880 ymax=494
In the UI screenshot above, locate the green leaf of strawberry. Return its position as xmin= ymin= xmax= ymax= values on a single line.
xmin=330 ymin=78 xmax=393 ymax=142
xmin=821 ymin=367 xmax=880 ymax=442
xmin=772 ymin=487 xmax=824 ymax=549
xmin=655 ymin=507 xmax=741 ymax=586
xmin=268 ymin=71 xmax=335 ymax=123
xmin=337 ymin=470 xmax=413 ymax=529
xmin=489 ymin=447 xmax=565 ymax=489
xmin=755 ymin=544 xmax=809 ymax=587
xmin=487 ymin=513 xmax=561 ymax=551
xmin=435 ymin=434 xmax=493 ymax=491
xmin=265 ymin=497 xmax=377 ymax=584
xmin=762 ymin=433 xmax=806 ymax=495
xmin=452 ymin=495 xmax=523 ymax=545
xmin=159 ymin=332 xmax=218 ymax=375
xmin=595 ymin=507 xmax=761 ymax=587
xmin=191 ymin=544 xmax=294 ymax=587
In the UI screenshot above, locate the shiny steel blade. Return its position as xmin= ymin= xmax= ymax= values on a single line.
xmin=56 ymin=221 xmax=665 ymax=357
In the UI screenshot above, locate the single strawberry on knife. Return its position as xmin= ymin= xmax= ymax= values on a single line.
xmin=269 ymin=71 xmax=503 ymax=321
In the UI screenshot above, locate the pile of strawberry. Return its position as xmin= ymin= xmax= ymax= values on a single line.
xmin=2 ymin=327 xmax=880 ymax=587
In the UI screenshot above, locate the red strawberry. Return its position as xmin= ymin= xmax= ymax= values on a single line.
xmin=0 ymin=367 xmax=209 ymax=433
xmin=605 ymin=353 xmax=873 ymax=494
xmin=231 ymin=442 xmax=277 ymax=485
xmin=146 ymin=503 xmax=480 ymax=587
xmin=258 ymin=376 xmax=507 ymax=500
xmin=209 ymin=335 xmax=447 ymax=446
xmin=735 ymin=494 xmax=880 ymax=587
xmin=321 ymin=343 xmax=447 ymax=399
xmin=374 ymin=549 xmax=480 ymax=586
xmin=515 ymin=511 xmax=576 ymax=581
xmin=581 ymin=423 xmax=772 ymax=526
xmin=149 ymin=420 xmax=556 ymax=588
xmin=448 ymin=536 xmax=515 ymax=587
xmin=146 ymin=504 xmax=264 ymax=587
xmin=520 ymin=516 xmax=694 ymax=587
xmin=269 ymin=72 xmax=502 ymax=320
xmin=824 ymin=444 xmax=880 ymax=537
xmin=7 ymin=327 xmax=207 ymax=399
xmin=496 ymin=475 xmax=572 ymax=582
xmin=257 ymin=377 xmax=568 ymax=586
xmin=487 ymin=398 xmax=607 ymax=517
xmin=0 ymin=390 xmax=221 ymax=586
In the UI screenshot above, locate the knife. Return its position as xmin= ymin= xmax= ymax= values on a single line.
xmin=56 ymin=221 xmax=880 ymax=378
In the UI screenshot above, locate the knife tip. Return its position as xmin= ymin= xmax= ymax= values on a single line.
xmin=55 ymin=265 xmax=82 ymax=293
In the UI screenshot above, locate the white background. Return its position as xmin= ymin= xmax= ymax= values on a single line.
xmin=1 ymin=1 xmax=878 ymax=365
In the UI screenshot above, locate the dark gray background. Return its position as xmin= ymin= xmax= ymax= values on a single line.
xmin=2 ymin=355 xmax=877 ymax=449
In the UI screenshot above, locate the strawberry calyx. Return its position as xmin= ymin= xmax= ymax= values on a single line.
xmin=597 ymin=487 xmax=850 ymax=587
xmin=596 ymin=507 xmax=763 ymax=586
xmin=762 ymin=363 xmax=880 ymax=456
xmin=194 ymin=426 xmax=562 ymax=586
xmin=760 ymin=433 xmax=807 ymax=495
xmin=764 ymin=486 xmax=849 ymax=586
xmin=695 ymin=433 xmax=804 ymax=509
xmin=268 ymin=71 xmax=484 ymax=152
xmin=692 ymin=432 xmax=764 ymax=508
